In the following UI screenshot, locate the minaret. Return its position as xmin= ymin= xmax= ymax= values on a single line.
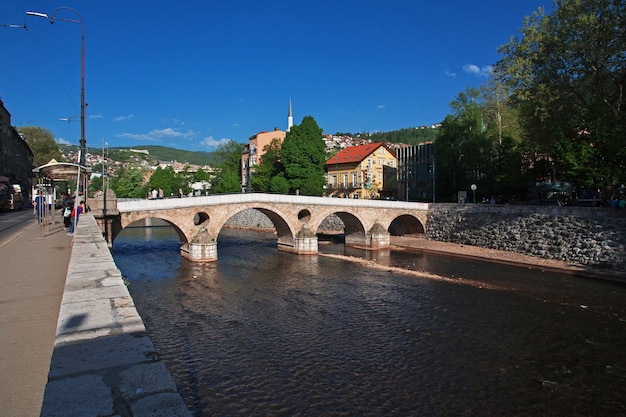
xmin=287 ymin=97 xmax=293 ymax=132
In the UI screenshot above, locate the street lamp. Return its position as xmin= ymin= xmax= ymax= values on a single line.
xmin=27 ymin=7 xmax=86 ymax=166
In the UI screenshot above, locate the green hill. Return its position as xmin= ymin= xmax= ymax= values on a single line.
xmin=111 ymin=146 xmax=214 ymax=166
xmin=60 ymin=144 xmax=215 ymax=166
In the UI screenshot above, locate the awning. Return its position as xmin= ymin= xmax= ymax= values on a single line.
xmin=32 ymin=159 xmax=92 ymax=181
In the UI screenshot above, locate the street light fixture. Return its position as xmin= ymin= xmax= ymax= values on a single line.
xmin=27 ymin=7 xmax=86 ymax=167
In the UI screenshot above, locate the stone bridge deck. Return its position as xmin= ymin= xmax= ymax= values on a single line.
xmin=101 ymin=193 xmax=429 ymax=262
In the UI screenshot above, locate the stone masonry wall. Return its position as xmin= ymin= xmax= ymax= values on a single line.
xmin=427 ymin=204 xmax=626 ymax=272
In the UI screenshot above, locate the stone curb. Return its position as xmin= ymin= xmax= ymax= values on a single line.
xmin=40 ymin=214 xmax=191 ymax=417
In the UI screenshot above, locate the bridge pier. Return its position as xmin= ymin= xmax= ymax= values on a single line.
xmin=180 ymin=242 xmax=218 ymax=262
xmin=91 ymin=190 xmax=121 ymax=247
xmin=293 ymin=236 xmax=318 ymax=254
xmin=180 ymin=227 xmax=218 ymax=262
xmin=344 ymin=223 xmax=390 ymax=250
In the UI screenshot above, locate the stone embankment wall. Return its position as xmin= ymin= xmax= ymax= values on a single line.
xmin=427 ymin=204 xmax=626 ymax=272
xmin=226 ymin=205 xmax=626 ymax=272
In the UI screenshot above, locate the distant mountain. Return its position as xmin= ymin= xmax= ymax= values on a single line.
xmin=113 ymin=145 xmax=214 ymax=166
xmin=61 ymin=144 xmax=215 ymax=166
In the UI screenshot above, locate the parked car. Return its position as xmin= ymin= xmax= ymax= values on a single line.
xmin=0 ymin=178 xmax=24 ymax=211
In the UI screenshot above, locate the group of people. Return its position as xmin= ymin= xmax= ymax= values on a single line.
xmin=60 ymin=193 xmax=85 ymax=237
xmin=149 ymin=188 xmax=185 ymax=199
xmin=150 ymin=188 xmax=164 ymax=199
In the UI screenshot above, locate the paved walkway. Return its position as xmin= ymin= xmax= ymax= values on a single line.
xmin=0 ymin=217 xmax=71 ymax=417
xmin=0 ymin=214 xmax=191 ymax=417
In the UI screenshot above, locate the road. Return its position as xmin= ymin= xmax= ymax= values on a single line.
xmin=0 ymin=208 xmax=37 ymax=246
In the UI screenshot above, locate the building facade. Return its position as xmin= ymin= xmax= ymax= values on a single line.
xmin=0 ymin=99 xmax=34 ymax=201
xmin=241 ymin=128 xmax=287 ymax=192
xmin=396 ymin=142 xmax=434 ymax=202
xmin=325 ymin=142 xmax=397 ymax=199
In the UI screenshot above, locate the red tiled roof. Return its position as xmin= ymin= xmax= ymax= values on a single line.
xmin=325 ymin=142 xmax=386 ymax=165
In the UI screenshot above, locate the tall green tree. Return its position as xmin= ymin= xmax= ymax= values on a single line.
xmin=280 ymin=116 xmax=326 ymax=196
xmin=110 ymin=167 xmax=149 ymax=198
xmin=497 ymin=0 xmax=626 ymax=189
xmin=208 ymin=140 xmax=245 ymax=194
xmin=250 ymin=138 xmax=283 ymax=192
xmin=149 ymin=166 xmax=184 ymax=197
xmin=436 ymin=88 xmax=490 ymax=202
xmin=18 ymin=126 xmax=62 ymax=167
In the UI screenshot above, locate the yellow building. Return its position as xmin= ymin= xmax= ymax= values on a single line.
xmin=325 ymin=142 xmax=397 ymax=199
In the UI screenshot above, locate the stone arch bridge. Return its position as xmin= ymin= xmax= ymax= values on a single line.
xmin=95 ymin=193 xmax=429 ymax=262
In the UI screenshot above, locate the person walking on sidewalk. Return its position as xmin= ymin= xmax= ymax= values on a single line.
xmin=67 ymin=200 xmax=84 ymax=236
xmin=61 ymin=194 xmax=73 ymax=229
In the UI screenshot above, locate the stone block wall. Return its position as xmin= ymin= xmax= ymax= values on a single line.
xmin=427 ymin=204 xmax=626 ymax=271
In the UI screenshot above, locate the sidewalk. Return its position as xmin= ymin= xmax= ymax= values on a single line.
xmin=0 ymin=217 xmax=71 ymax=417
xmin=0 ymin=214 xmax=191 ymax=417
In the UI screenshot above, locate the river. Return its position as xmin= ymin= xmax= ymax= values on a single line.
xmin=112 ymin=224 xmax=626 ymax=417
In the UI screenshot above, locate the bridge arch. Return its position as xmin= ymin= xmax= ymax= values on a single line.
xmin=115 ymin=213 xmax=189 ymax=245
xmin=216 ymin=206 xmax=296 ymax=251
xmin=388 ymin=214 xmax=425 ymax=236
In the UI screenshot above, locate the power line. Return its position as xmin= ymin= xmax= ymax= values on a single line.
xmin=25 ymin=28 xmax=78 ymax=109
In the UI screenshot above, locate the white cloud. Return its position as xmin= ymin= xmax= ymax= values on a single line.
xmin=116 ymin=127 xmax=198 ymax=142
xmin=161 ymin=117 xmax=185 ymax=126
xmin=462 ymin=64 xmax=493 ymax=77
xmin=376 ymin=104 xmax=386 ymax=109
xmin=56 ymin=138 xmax=72 ymax=145
xmin=89 ymin=113 xmax=103 ymax=120
xmin=114 ymin=114 xmax=134 ymax=122
xmin=200 ymin=136 xmax=231 ymax=148
xmin=445 ymin=70 xmax=457 ymax=77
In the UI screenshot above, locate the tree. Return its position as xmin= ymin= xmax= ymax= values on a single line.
xmin=110 ymin=167 xmax=149 ymax=198
xmin=497 ymin=0 xmax=626 ymax=190
xmin=149 ymin=166 xmax=183 ymax=197
xmin=208 ymin=140 xmax=245 ymax=194
xmin=270 ymin=174 xmax=290 ymax=194
xmin=250 ymin=138 xmax=283 ymax=192
xmin=212 ymin=169 xmax=241 ymax=194
xmin=18 ymin=126 xmax=62 ymax=167
xmin=280 ymin=116 xmax=326 ymax=196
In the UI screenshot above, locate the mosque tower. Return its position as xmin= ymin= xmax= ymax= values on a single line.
xmin=287 ymin=97 xmax=293 ymax=132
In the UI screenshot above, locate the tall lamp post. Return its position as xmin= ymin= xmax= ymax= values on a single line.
xmin=27 ymin=7 xmax=86 ymax=167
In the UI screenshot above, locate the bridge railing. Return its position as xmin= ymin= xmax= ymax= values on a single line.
xmin=116 ymin=193 xmax=430 ymax=213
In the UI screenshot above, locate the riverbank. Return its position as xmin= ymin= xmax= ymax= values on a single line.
xmin=389 ymin=236 xmax=626 ymax=284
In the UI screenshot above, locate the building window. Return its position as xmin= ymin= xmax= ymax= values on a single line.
xmin=343 ymin=173 xmax=348 ymax=186
xmin=352 ymin=173 xmax=357 ymax=186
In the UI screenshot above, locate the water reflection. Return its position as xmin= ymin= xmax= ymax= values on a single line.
xmin=112 ymin=225 xmax=626 ymax=417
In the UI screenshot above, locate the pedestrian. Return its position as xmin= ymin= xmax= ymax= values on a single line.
xmin=67 ymin=200 xmax=85 ymax=237
xmin=33 ymin=191 xmax=46 ymax=223
xmin=158 ymin=188 xmax=164 ymax=199
xmin=151 ymin=189 xmax=158 ymax=199
xmin=62 ymin=194 xmax=73 ymax=228
xmin=178 ymin=188 xmax=183 ymax=198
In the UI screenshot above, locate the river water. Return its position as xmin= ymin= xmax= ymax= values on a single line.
xmin=112 ymin=225 xmax=626 ymax=417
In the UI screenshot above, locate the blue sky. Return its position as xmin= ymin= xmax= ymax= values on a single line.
xmin=2 ymin=1 xmax=550 ymax=152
